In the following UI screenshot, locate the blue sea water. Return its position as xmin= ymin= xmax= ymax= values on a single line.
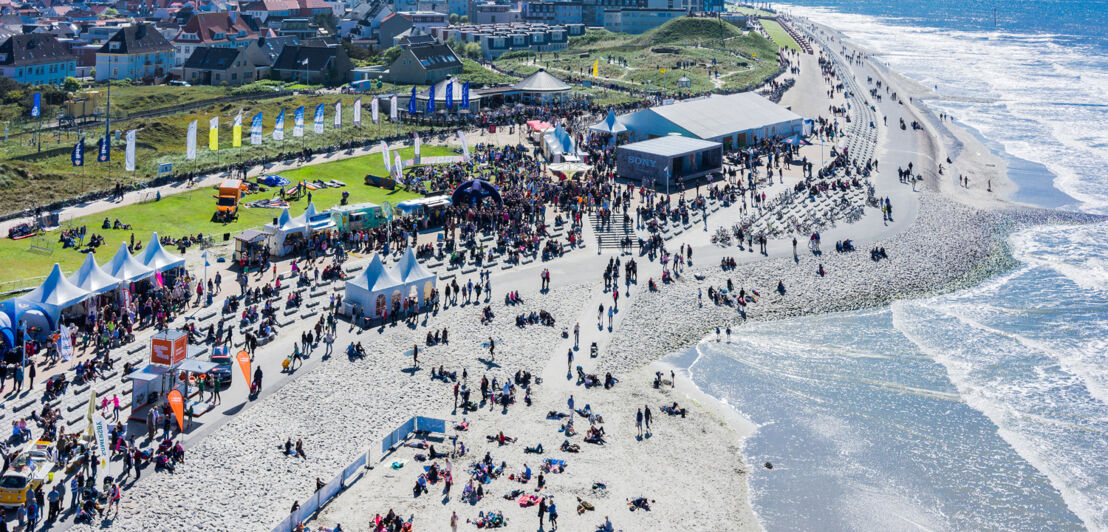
xmin=666 ymin=2 xmax=1108 ymax=530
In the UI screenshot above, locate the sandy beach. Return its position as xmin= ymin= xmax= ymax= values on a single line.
xmin=43 ymin=13 xmax=1104 ymax=532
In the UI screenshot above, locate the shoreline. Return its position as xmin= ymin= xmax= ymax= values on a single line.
xmin=59 ymin=14 xmax=1107 ymax=532
xmin=594 ymin=16 xmax=1108 ymax=531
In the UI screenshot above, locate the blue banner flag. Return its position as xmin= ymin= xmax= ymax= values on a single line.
xmin=407 ymin=86 xmax=417 ymax=115
xmin=274 ymin=109 xmax=285 ymax=140
xmin=97 ymin=135 xmax=110 ymax=162
xmin=445 ymin=81 xmax=453 ymax=110
xmin=31 ymin=93 xmax=41 ymax=117
xmin=426 ymin=84 xmax=435 ymax=113
xmin=72 ymin=139 xmax=84 ymax=167
xmin=461 ymin=82 xmax=470 ymax=109
xmin=251 ymin=112 xmax=263 ymax=144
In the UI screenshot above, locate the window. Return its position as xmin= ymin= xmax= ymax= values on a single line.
xmin=231 ymin=73 xmax=237 ymax=80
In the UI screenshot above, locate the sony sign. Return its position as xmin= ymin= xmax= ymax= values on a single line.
xmin=627 ymin=155 xmax=656 ymax=168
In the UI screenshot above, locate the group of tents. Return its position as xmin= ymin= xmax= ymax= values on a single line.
xmin=0 ymin=233 xmax=185 ymax=348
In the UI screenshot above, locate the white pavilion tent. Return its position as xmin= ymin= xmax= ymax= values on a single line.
xmin=389 ymin=246 xmax=436 ymax=304
xmin=292 ymin=202 xmax=336 ymax=232
xmin=106 ymin=242 xmax=155 ymax=283
xmin=68 ymin=253 xmax=121 ymax=294
xmin=138 ymin=233 xmax=186 ymax=272
xmin=264 ymin=208 xmax=308 ymax=257
xmin=18 ymin=263 xmax=91 ymax=325
xmin=344 ymin=254 xmax=404 ymax=318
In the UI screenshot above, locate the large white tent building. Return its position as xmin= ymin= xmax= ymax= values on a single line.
xmin=617 ymin=92 xmax=804 ymax=149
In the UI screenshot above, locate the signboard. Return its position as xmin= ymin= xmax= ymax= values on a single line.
xmin=616 ymin=147 xmax=670 ymax=184
xmin=151 ymin=330 xmax=187 ymax=366
xmin=158 ymin=163 xmax=173 ymax=177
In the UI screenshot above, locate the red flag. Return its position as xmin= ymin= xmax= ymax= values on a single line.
xmin=167 ymin=389 xmax=185 ymax=431
xmin=236 ymin=350 xmax=252 ymax=390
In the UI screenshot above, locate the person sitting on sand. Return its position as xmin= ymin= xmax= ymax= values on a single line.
xmin=524 ymin=443 xmax=544 ymax=454
xmin=560 ymin=440 xmax=580 ymax=453
xmin=577 ymin=497 xmax=596 ymax=515
xmin=561 ymin=418 xmax=576 ymax=436
xmin=585 ymin=425 xmax=606 ymax=445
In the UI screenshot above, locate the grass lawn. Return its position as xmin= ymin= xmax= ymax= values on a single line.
xmin=0 ymin=148 xmax=434 ymax=286
xmin=0 ymin=92 xmax=443 ymax=212
xmin=281 ymin=145 xmax=455 ymax=182
xmin=759 ymin=18 xmax=800 ymax=51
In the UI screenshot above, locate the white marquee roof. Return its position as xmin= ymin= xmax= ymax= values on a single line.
xmin=68 ymin=253 xmax=121 ymax=294
xmin=389 ymin=246 xmax=434 ymax=284
xmin=139 ymin=233 xmax=186 ymax=272
xmin=21 ymin=263 xmax=90 ymax=310
xmin=106 ymin=242 xmax=155 ymax=282
xmin=347 ymin=254 xmax=403 ymax=293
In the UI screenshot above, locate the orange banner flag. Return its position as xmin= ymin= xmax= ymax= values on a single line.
xmin=236 ymin=350 xmax=252 ymax=390
xmin=167 ymin=389 xmax=185 ymax=431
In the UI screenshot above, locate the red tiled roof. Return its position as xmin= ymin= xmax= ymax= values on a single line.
xmin=175 ymin=11 xmax=257 ymax=44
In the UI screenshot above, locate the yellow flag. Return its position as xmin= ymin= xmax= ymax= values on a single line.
xmin=592 ymin=60 xmax=599 ymax=77
xmin=660 ymin=67 xmax=666 ymax=74
xmin=232 ymin=111 xmax=242 ymax=148
xmin=209 ymin=116 xmax=219 ymax=151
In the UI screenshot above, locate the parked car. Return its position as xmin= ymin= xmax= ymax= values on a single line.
xmin=0 ymin=441 xmax=56 ymax=506
xmin=209 ymin=352 xmax=233 ymax=387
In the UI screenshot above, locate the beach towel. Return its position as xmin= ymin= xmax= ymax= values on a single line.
xmin=517 ymin=494 xmax=541 ymax=507
xmin=543 ymin=459 xmax=566 ymax=473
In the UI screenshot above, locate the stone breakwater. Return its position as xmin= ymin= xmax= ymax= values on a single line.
xmin=600 ymin=196 xmax=1104 ymax=374
xmin=76 ymin=282 xmax=590 ymax=532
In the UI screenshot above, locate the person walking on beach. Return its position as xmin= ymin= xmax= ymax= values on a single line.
xmin=412 ymin=344 xmax=419 ymax=368
xmin=573 ymin=323 xmax=580 ymax=348
xmin=636 ymin=408 xmax=644 ymax=438
xmin=567 ymin=349 xmax=573 ymax=374
xmin=644 ymin=405 xmax=652 ymax=434
xmin=488 ymin=337 xmax=495 ymax=362
xmin=451 ymin=510 xmax=458 ymax=532
xmin=597 ymin=304 xmax=604 ymax=326
xmin=538 ymin=497 xmax=547 ymax=528
xmin=548 ymin=499 xmax=558 ymax=529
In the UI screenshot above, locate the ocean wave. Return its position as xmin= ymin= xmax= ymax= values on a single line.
xmin=784 ymin=3 xmax=1108 ymax=214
